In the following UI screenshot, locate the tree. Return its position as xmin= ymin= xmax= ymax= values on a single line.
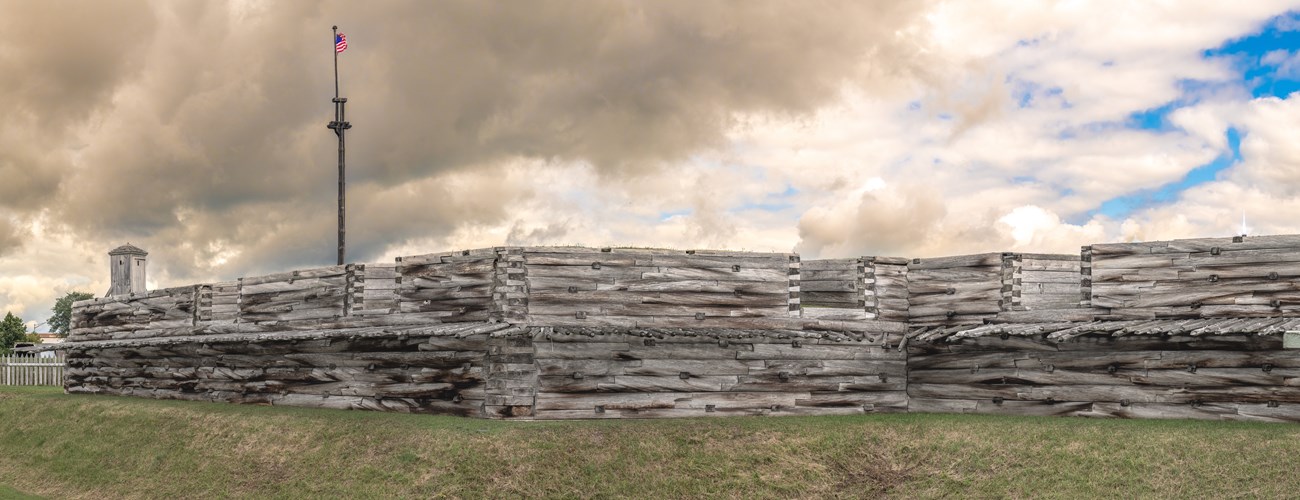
xmin=0 ymin=313 xmax=25 ymax=354
xmin=49 ymin=291 xmax=94 ymax=337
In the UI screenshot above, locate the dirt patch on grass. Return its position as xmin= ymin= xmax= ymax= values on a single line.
xmin=820 ymin=444 xmax=921 ymax=497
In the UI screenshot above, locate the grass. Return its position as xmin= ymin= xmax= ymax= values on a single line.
xmin=0 ymin=387 xmax=1297 ymax=498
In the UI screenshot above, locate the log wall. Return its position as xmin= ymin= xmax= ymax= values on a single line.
xmin=78 ymin=236 xmax=1300 ymax=344
xmin=906 ymin=333 xmax=1300 ymax=422
xmin=73 ymin=286 xmax=199 ymax=341
xmin=395 ymin=249 xmax=498 ymax=323
xmin=867 ymin=256 xmax=910 ymax=322
xmin=799 ymin=258 xmax=869 ymax=321
xmin=1089 ymin=235 xmax=1300 ymax=319
xmin=63 ymin=325 xmax=514 ymax=417
xmin=1015 ymin=254 xmax=1083 ymax=311
xmin=530 ymin=328 xmax=907 ymax=419
xmin=522 ymin=247 xmax=797 ymax=329
xmin=906 ymin=253 xmax=1006 ymax=326
xmin=55 ymin=235 xmax=1300 ymax=421
xmin=238 ymin=265 xmax=349 ymax=324
xmin=70 ymin=247 xmax=823 ymax=341
xmin=797 ymin=256 xmax=910 ymax=322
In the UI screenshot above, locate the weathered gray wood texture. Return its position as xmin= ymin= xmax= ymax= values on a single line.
xmin=65 ymin=328 xmax=503 ymax=417
xmin=396 ymin=249 xmax=498 ymax=323
xmin=907 ymin=332 xmax=1300 ymax=422
xmin=57 ymin=236 xmax=1300 ymax=422
xmin=522 ymin=247 xmax=799 ymax=329
xmin=1089 ymin=235 xmax=1300 ymax=319
xmin=530 ymin=327 xmax=907 ymax=419
xmin=798 ymin=258 xmax=866 ymax=318
xmin=869 ymin=257 xmax=910 ymax=322
xmin=906 ymin=253 xmax=1005 ymax=326
xmin=73 ymin=247 xmax=906 ymax=342
xmin=75 ymin=236 xmax=1300 ymax=342
xmin=797 ymin=256 xmax=910 ymax=323
xmin=1014 ymin=254 xmax=1082 ymax=311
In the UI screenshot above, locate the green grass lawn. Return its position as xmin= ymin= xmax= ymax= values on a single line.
xmin=0 ymin=386 xmax=1297 ymax=498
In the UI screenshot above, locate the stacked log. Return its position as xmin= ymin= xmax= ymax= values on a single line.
xmin=1089 ymin=234 xmax=1300 ymax=319
xmin=483 ymin=335 xmax=537 ymax=417
xmin=798 ymin=258 xmax=869 ymax=321
xmin=906 ymin=254 xmax=1004 ymax=326
xmin=237 ymin=266 xmax=348 ymax=324
xmin=69 ymin=286 xmax=197 ymax=341
xmin=350 ymin=264 xmax=398 ymax=317
xmin=530 ymin=328 xmax=907 ymax=419
xmin=62 ymin=325 xmax=514 ymax=416
xmin=1014 ymin=254 xmax=1082 ymax=311
xmin=866 ymin=256 xmax=909 ymax=322
xmin=522 ymin=248 xmax=795 ymax=329
xmin=907 ymin=332 xmax=1300 ymax=422
xmin=53 ymin=236 xmax=1300 ymax=422
xmin=492 ymin=248 xmax=528 ymax=322
xmin=395 ymin=249 xmax=498 ymax=323
xmin=201 ymin=281 xmax=241 ymax=326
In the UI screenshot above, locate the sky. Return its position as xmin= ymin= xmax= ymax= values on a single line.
xmin=4 ymin=1 xmax=1300 ymax=330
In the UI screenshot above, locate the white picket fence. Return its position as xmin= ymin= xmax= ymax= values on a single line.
xmin=0 ymin=355 xmax=65 ymax=386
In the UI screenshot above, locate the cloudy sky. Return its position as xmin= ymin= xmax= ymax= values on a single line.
xmin=4 ymin=1 xmax=1300 ymax=329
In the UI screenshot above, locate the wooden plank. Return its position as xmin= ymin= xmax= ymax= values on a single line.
xmin=799 ymin=281 xmax=859 ymax=292
xmin=640 ymin=267 xmax=787 ymax=283
xmin=533 ymin=342 xmax=634 ymax=359
xmin=623 ymin=359 xmax=753 ymax=376
xmin=908 ymin=253 xmax=1002 ymax=270
xmin=645 ymin=254 xmax=790 ymax=268
xmin=598 ymin=375 xmax=738 ymax=392
xmin=239 ymin=266 xmax=347 ymax=286
xmin=799 ymin=269 xmax=860 ymax=281
xmin=794 ymin=391 xmax=908 ymax=409
xmin=906 ymin=268 xmax=1000 ymax=283
xmin=534 ymin=393 xmax=682 ymax=410
xmin=536 ymin=359 xmax=639 ymax=376
xmin=736 ymin=343 xmax=859 ymax=360
xmin=1019 ymin=270 xmax=1083 ymax=284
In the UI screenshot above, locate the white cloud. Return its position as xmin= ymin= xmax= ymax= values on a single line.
xmin=7 ymin=2 xmax=1300 ymax=325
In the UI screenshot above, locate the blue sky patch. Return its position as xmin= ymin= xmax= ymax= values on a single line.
xmin=1206 ymin=11 xmax=1300 ymax=98
xmin=1089 ymin=127 xmax=1242 ymax=220
xmin=730 ymin=184 xmax=798 ymax=214
xmin=1070 ymin=11 xmax=1294 ymax=221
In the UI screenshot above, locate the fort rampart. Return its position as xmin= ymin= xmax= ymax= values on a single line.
xmin=44 ymin=236 xmax=1300 ymax=422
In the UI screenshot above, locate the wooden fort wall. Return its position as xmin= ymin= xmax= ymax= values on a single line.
xmin=1087 ymin=234 xmax=1300 ymax=319
xmin=529 ymin=328 xmax=906 ymax=419
xmin=906 ymin=332 xmax=1300 ymax=422
xmin=64 ymin=324 xmax=518 ymax=417
xmin=51 ymin=235 xmax=1300 ymax=422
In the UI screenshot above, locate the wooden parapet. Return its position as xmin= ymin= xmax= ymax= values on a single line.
xmin=906 ymin=253 xmax=1004 ymax=326
xmin=1090 ymin=234 xmax=1300 ymax=319
xmin=522 ymin=247 xmax=797 ymax=329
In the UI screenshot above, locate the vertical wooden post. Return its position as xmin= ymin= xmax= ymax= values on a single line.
xmin=787 ymin=255 xmax=801 ymax=317
xmin=862 ymin=257 xmax=879 ymax=320
xmin=1080 ymin=246 xmax=1093 ymax=309
xmin=1001 ymin=253 xmax=1023 ymax=312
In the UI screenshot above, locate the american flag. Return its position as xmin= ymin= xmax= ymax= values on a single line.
xmin=335 ymin=33 xmax=348 ymax=53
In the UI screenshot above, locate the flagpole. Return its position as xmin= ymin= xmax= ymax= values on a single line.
xmin=328 ymin=26 xmax=351 ymax=266
xmin=332 ymin=26 xmax=340 ymax=99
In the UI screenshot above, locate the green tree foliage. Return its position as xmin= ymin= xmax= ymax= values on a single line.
xmin=49 ymin=291 xmax=94 ymax=337
xmin=0 ymin=313 xmax=25 ymax=354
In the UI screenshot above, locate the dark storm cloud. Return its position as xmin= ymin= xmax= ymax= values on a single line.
xmin=3 ymin=0 xmax=932 ymax=281
xmin=0 ymin=1 xmax=155 ymax=209
xmin=0 ymin=218 xmax=23 ymax=257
